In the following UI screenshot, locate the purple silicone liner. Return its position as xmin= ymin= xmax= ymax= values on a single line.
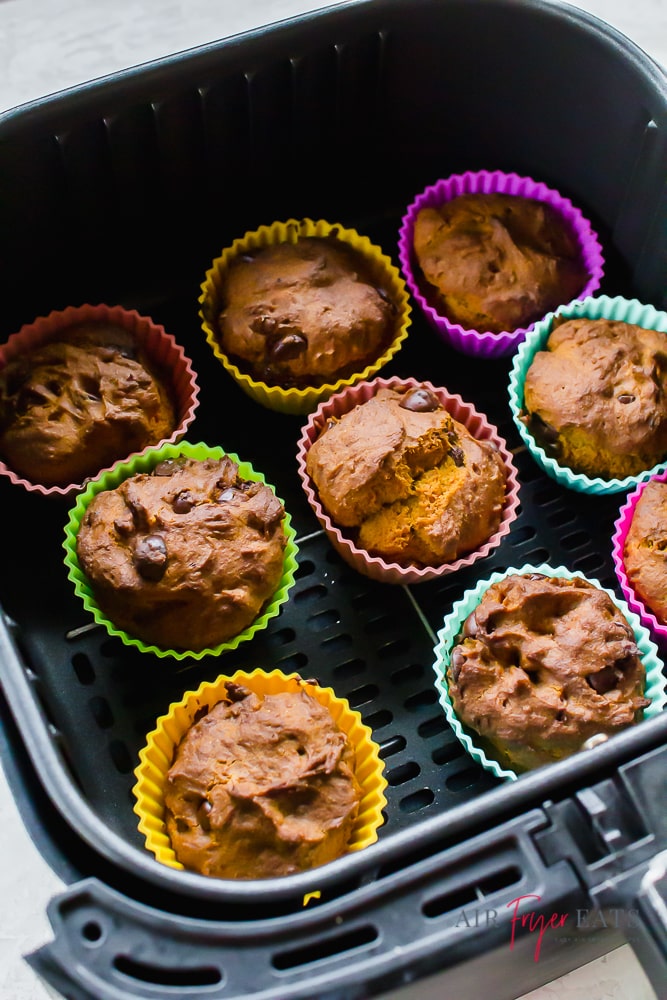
xmin=397 ymin=169 xmax=605 ymax=360
xmin=612 ymin=468 xmax=667 ymax=647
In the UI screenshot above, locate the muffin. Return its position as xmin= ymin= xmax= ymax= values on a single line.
xmin=73 ymin=450 xmax=291 ymax=653
xmin=0 ymin=320 xmax=176 ymax=487
xmin=398 ymin=170 xmax=603 ymax=359
xmin=445 ymin=572 xmax=650 ymax=773
xmin=200 ymin=218 xmax=411 ymax=415
xmin=133 ymin=669 xmax=388 ymax=879
xmin=623 ymin=479 xmax=667 ymax=624
xmin=522 ymin=316 xmax=667 ymax=480
xmin=412 ymin=193 xmax=588 ymax=334
xmin=305 ymin=384 xmax=508 ymax=567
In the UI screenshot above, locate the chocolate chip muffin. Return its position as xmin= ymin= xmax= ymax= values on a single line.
xmin=0 ymin=322 xmax=175 ymax=486
xmin=624 ymin=480 xmax=667 ymax=623
xmin=447 ymin=573 xmax=649 ymax=772
xmin=217 ymin=237 xmax=396 ymax=387
xmin=523 ymin=317 xmax=667 ymax=479
xmin=412 ymin=193 xmax=588 ymax=333
xmin=305 ymin=386 xmax=507 ymax=566
xmin=164 ymin=683 xmax=362 ymax=878
xmin=75 ymin=455 xmax=288 ymax=651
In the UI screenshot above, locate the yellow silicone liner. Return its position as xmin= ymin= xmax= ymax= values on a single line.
xmin=199 ymin=217 xmax=411 ymax=415
xmin=132 ymin=668 xmax=388 ymax=876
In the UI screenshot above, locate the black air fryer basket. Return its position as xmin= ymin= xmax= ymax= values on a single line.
xmin=1 ymin=1 xmax=667 ymax=997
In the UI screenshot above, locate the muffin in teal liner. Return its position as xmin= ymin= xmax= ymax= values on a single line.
xmin=63 ymin=441 xmax=298 ymax=660
xmin=433 ymin=564 xmax=666 ymax=782
xmin=508 ymin=295 xmax=667 ymax=494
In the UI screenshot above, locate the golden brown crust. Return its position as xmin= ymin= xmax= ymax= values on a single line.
xmin=0 ymin=322 xmax=175 ymax=485
xmin=523 ymin=317 xmax=667 ymax=479
xmin=447 ymin=574 xmax=649 ymax=771
xmin=305 ymin=386 xmax=507 ymax=566
xmin=624 ymin=480 xmax=667 ymax=623
xmin=165 ymin=686 xmax=361 ymax=878
xmin=76 ymin=456 xmax=287 ymax=650
xmin=412 ymin=193 xmax=587 ymax=333
xmin=218 ymin=237 xmax=395 ymax=386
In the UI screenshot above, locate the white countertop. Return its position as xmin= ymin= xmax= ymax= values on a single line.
xmin=0 ymin=1 xmax=665 ymax=998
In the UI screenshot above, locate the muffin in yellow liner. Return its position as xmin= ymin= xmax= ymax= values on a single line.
xmin=199 ymin=217 xmax=411 ymax=415
xmin=133 ymin=668 xmax=388 ymax=878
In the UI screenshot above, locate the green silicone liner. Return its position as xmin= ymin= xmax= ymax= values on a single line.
xmin=433 ymin=562 xmax=667 ymax=782
xmin=508 ymin=295 xmax=667 ymax=494
xmin=63 ymin=441 xmax=299 ymax=660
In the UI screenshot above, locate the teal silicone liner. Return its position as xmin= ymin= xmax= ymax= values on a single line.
xmin=63 ymin=441 xmax=299 ymax=660
xmin=508 ymin=295 xmax=667 ymax=494
xmin=432 ymin=563 xmax=667 ymax=782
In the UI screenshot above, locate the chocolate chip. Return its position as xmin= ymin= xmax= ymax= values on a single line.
xmin=525 ymin=573 xmax=547 ymax=581
xmin=463 ymin=613 xmax=479 ymax=638
xmin=153 ymin=460 xmax=180 ymax=477
xmin=617 ymin=394 xmax=636 ymax=404
xmin=197 ymin=799 xmax=212 ymax=832
xmin=449 ymin=646 xmax=465 ymax=682
xmin=587 ymin=665 xmax=618 ymax=694
xmin=375 ymin=285 xmax=397 ymax=313
xmin=400 ymin=388 xmax=441 ymax=412
xmin=134 ymin=534 xmax=168 ymax=581
xmin=450 ymin=446 xmax=465 ymax=467
xmin=269 ymin=332 xmax=307 ymax=362
xmin=172 ymin=490 xmax=194 ymax=514
xmin=218 ymin=488 xmax=236 ymax=502
xmin=193 ymin=704 xmax=209 ymax=723
xmin=226 ymin=683 xmax=250 ymax=702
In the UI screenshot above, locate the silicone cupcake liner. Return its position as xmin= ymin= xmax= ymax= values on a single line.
xmin=63 ymin=441 xmax=298 ymax=660
xmin=133 ymin=667 xmax=388 ymax=874
xmin=398 ymin=169 xmax=604 ymax=359
xmin=199 ymin=217 xmax=411 ymax=415
xmin=433 ymin=563 xmax=667 ymax=783
xmin=612 ymin=468 xmax=667 ymax=646
xmin=0 ymin=303 xmax=200 ymax=497
xmin=509 ymin=295 xmax=667 ymax=494
xmin=296 ymin=375 xmax=521 ymax=584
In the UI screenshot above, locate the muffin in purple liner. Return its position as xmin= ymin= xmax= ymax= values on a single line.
xmin=398 ymin=170 xmax=604 ymax=359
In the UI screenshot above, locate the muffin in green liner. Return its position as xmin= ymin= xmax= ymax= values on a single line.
xmin=433 ymin=563 xmax=666 ymax=782
xmin=508 ymin=295 xmax=667 ymax=494
xmin=63 ymin=441 xmax=298 ymax=660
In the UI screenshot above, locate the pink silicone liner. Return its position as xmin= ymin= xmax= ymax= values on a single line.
xmin=397 ymin=169 xmax=605 ymax=360
xmin=612 ymin=468 xmax=667 ymax=646
xmin=0 ymin=303 xmax=200 ymax=497
xmin=296 ymin=376 xmax=521 ymax=584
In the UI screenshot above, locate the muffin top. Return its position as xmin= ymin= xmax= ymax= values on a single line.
xmin=624 ymin=479 xmax=667 ymax=623
xmin=447 ymin=573 xmax=648 ymax=771
xmin=523 ymin=317 xmax=667 ymax=479
xmin=0 ymin=322 xmax=175 ymax=486
xmin=306 ymin=386 xmax=507 ymax=565
xmin=76 ymin=455 xmax=287 ymax=651
xmin=412 ymin=193 xmax=587 ymax=334
xmin=217 ymin=237 xmax=396 ymax=386
xmin=165 ymin=683 xmax=361 ymax=878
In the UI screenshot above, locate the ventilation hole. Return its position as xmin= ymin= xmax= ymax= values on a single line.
xmin=446 ymin=767 xmax=483 ymax=792
xmin=71 ymin=653 xmax=95 ymax=685
xmin=109 ymin=740 xmax=134 ymax=774
xmin=321 ymin=633 xmax=352 ymax=652
xmin=379 ymin=734 xmax=406 ymax=759
xmin=82 ymin=921 xmax=103 ymax=943
xmin=114 ymin=956 xmax=222 ymax=987
xmin=417 ymin=716 xmax=447 ymax=738
xmin=294 ymin=584 xmax=328 ymax=604
xmin=548 ymin=507 xmax=576 ymax=528
xmin=100 ymin=638 xmax=124 ymax=658
xmin=522 ymin=547 xmax=549 ymax=564
xmin=478 ymin=866 xmax=523 ymax=897
xmin=277 ymin=652 xmax=309 ymax=672
xmin=399 ymin=788 xmax=435 ymax=813
xmin=431 ymin=741 xmax=465 ymax=766
xmin=533 ymin=485 xmax=562 ymax=506
xmin=404 ymin=689 xmax=438 ymax=713
xmin=333 ymin=658 xmax=366 ymax=680
xmin=272 ymin=925 xmax=378 ymax=971
xmin=89 ymin=696 xmax=114 ymax=729
xmin=377 ymin=637 xmax=411 ymax=660
xmin=295 ymin=559 xmax=316 ymax=579
xmin=573 ymin=552 xmax=605 ymax=574
xmin=386 ymin=761 xmax=420 ymax=786
xmin=363 ymin=709 xmax=393 ymax=731
xmin=560 ymin=530 xmax=591 ymax=552
xmin=346 ymin=684 xmax=379 ymax=708
xmin=422 ymin=883 xmax=478 ymax=918
xmin=509 ymin=524 xmax=537 ymax=545
xmin=272 ymin=627 xmax=296 ymax=645
xmin=364 ymin=616 xmax=392 ymax=635
xmin=391 ymin=664 xmax=425 ymax=685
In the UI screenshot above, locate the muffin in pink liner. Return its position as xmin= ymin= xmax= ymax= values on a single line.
xmin=398 ymin=170 xmax=604 ymax=359
xmin=296 ymin=376 xmax=520 ymax=584
xmin=612 ymin=468 xmax=667 ymax=647
xmin=0 ymin=303 xmax=200 ymax=497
